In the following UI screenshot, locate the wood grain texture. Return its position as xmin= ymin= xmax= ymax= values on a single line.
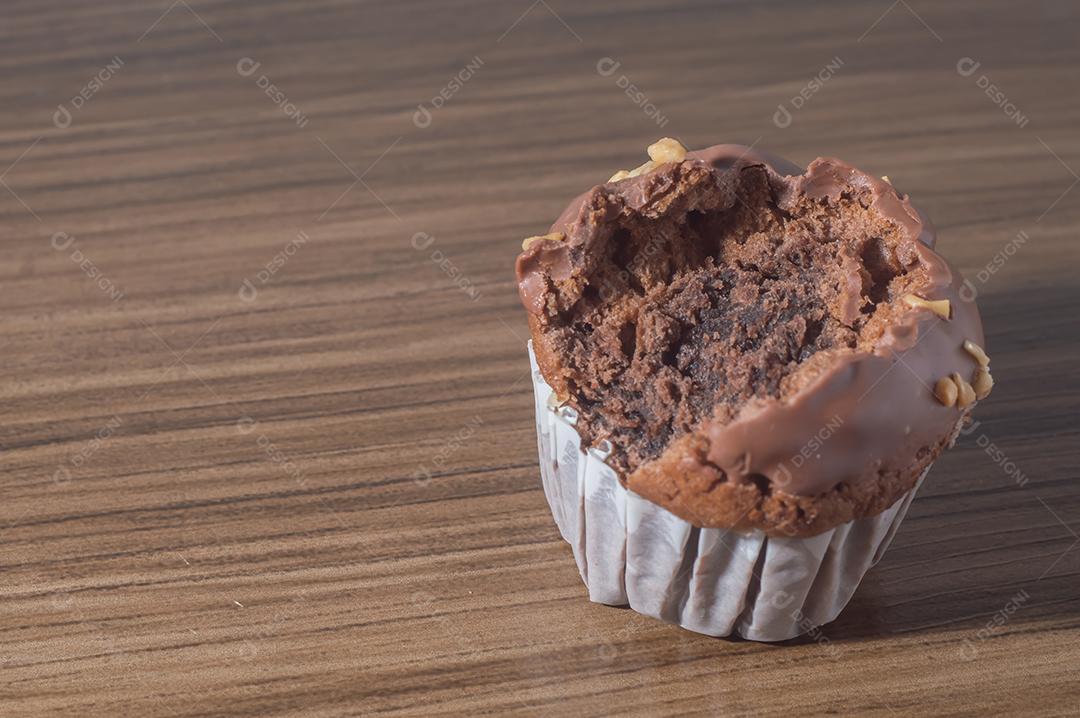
xmin=1 ymin=0 xmax=1078 ymax=715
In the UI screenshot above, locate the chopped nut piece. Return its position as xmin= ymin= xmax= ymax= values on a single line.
xmin=521 ymin=231 xmax=566 ymax=250
xmin=951 ymin=372 xmax=977 ymax=407
xmin=963 ymin=339 xmax=990 ymax=367
xmin=972 ymin=366 xmax=994 ymax=399
xmin=647 ymin=137 xmax=688 ymax=164
xmin=934 ymin=376 xmax=958 ymax=407
xmin=608 ymin=170 xmax=631 ymax=182
xmin=627 ymin=160 xmax=658 ymax=178
xmin=881 ymin=175 xmax=891 ymax=183
xmin=903 ymin=294 xmax=951 ymax=320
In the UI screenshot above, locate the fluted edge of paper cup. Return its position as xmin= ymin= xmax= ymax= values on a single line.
xmin=527 ymin=342 xmax=926 ymax=642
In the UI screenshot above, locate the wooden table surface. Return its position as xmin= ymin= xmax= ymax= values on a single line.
xmin=3 ymin=0 xmax=1078 ymax=715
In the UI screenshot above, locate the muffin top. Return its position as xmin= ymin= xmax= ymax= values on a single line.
xmin=517 ymin=140 xmax=991 ymax=536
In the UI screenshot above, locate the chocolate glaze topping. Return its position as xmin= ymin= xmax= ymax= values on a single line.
xmin=516 ymin=143 xmax=983 ymax=512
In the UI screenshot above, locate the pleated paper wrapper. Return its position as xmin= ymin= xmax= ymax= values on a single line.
xmin=528 ymin=343 xmax=926 ymax=642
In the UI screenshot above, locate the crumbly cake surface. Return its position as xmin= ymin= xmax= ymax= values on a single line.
xmin=517 ymin=141 xmax=989 ymax=536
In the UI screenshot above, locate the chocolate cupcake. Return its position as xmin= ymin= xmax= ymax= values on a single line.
xmin=516 ymin=139 xmax=992 ymax=641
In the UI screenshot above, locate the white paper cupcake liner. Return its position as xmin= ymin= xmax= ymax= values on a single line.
xmin=528 ymin=343 xmax=926 ymax=642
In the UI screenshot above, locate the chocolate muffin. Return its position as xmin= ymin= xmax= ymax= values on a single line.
xmin=517 ymin=139 xmax=991 ymax=538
